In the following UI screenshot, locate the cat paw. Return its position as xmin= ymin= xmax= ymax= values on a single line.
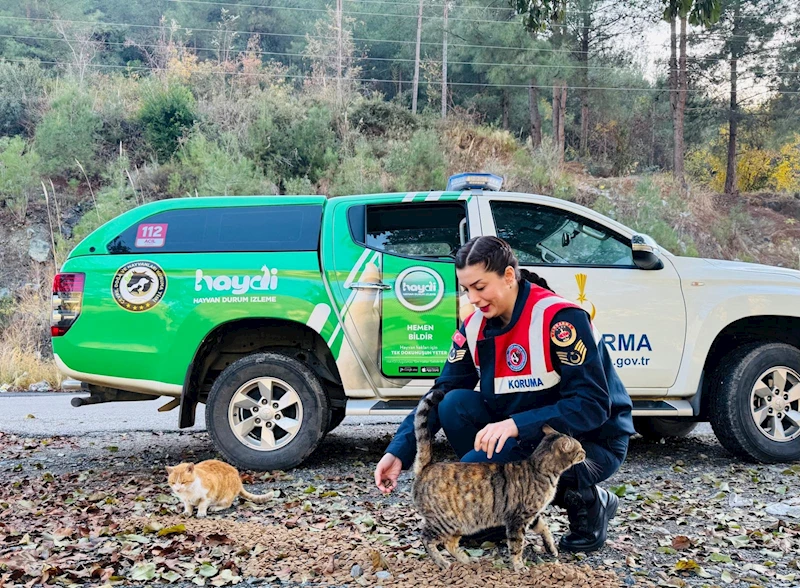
xmin=513 ymin=563 xmax=529 ymax=573
xmin=196 ymin=511 xmax=208 ymax=518
xmin=454 ymin=551 xmax=470 ymax=565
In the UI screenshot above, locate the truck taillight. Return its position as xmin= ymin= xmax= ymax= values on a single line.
xmin=51 ymin=273 xmax=85 ymax=337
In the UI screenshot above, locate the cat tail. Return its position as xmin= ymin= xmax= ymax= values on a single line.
xmin=413 ymin=388 xmax=446 ymax=477
xmin=239 ymin=488 xmax=273 ymax=504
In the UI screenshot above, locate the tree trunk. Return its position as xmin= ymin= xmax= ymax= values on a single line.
xmin=336 ymin=0 xmax=343 ymax=109
xmin=502 ymin=90 xmax=510 ymax=130
xmin=552 ymin=84 xmax=561 ymax=146
xmin=651 ymin=101 xmax=656 ymax=168
xmin=579 ymin=3 xmax=590 ymax=157
xmin=669 ymin=14 xmax=687 ymax=188
xmin=669 ymin=15 xmax=679 ymax=183
xmin=558 ymin=82 xmax=567 ymax=164
xmin=529 ymin=79 xmax=542 ymax=149
xmin=724 ymin=57 xmax=738 ymax=195
xmin=412 ymin=0 xmax=423 ymax=114
xmin=724 ymin=4 xmax=741 ymax=196
xmin=552 ymin=81 xmax=566 ymax=165
xmin=676 ymin=15 xmax=687 ymax=187
xmin=441 ymin=0 xmax=448 ymax=118
xmin=550 ymin=0 xmax=567 ymax=164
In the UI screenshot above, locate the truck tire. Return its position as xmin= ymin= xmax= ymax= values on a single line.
xmin=206 ymin=352 xmax=330 ymax=471
xmin=709 ymin=342 xmax=800 ymax=463
xmin=633 ymin=417 xmax=698 ymax=439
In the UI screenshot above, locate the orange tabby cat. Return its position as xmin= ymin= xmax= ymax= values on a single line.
xmin=166 ymin=459 xmax=271 ymax=518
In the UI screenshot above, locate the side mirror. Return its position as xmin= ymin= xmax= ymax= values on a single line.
xmin=631 ymin=235 xmax=663 ymax=270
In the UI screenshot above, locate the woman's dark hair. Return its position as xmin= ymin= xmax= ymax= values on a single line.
xmin=455 ymin=236 xmax=553 ymax=292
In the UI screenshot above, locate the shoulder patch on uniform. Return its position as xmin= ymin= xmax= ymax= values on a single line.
xmin=556 ymin=339 xmax=587 ymax=366
xmin=551 ymin=321 xmax=577 ymax=347
xmin=448 ymin=348 xmax=467 ymax=363
xmin=452 ymin=331 xmax=467 ymax=348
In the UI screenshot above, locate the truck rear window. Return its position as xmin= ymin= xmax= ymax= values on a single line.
xmin=106 ymin=205 xmax=322 ymax=254
xmin=350 ymin=202 xmax=466 ymax=259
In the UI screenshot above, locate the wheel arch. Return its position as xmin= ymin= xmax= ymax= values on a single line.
xmin=697 ymin=315 xmax=800 ymax=420
xmin=180 ymin=318 xmax=344 ymax=428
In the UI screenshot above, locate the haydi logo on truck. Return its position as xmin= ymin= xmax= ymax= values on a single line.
xmin=193 ymin=266 xmax=280 ymax=303
xmin=395 ymin=267 xmax=444 ymax=312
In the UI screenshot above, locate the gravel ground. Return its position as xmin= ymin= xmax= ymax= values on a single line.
xmin=0 ymin=421 xmax=799 ymax=587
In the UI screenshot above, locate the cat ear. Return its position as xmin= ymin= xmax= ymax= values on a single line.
xmin=542 ymin=424 xmax=559 ymax=436
xmin=186 ymin=463 xmax=194 ymax=473
xmin=166 ymin=466 xmax=174 ymax=474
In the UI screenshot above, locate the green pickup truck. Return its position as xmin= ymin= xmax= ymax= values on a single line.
xmin=52 ymin=174 xmax=800 ymax=469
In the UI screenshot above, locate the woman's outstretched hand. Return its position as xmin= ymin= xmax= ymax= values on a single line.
xmin=374 ymin=453 xmax=403 ymax=494
xmin=474 ymin=418 xmax=519 ymax=459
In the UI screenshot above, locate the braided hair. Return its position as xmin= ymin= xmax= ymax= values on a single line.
xmin=455 ymin=236 xmax=553 ymax=292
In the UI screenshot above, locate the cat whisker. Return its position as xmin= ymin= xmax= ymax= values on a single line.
xmin=580 ymin=457 xmax=602 ymax=478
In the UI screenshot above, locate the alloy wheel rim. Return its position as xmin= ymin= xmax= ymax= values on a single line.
xmin=228 ymin=377 xmax=303 ymax=451
xmin=750 ymin=366 xmax=800 ymax=443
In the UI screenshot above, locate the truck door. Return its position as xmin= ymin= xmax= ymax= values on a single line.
xmin=323 ymin=196 xmax=474 ymax=395
xmin=478 ymin=194 xmax=686 ymax=392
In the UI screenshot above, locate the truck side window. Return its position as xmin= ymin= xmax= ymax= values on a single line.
xmin=107 ymin=205 xmax=323 ymax=254
xmin=490 ymin=201 xmax=634 ymax=267
xmin=359 ymin=203 xmax=466 ymax=259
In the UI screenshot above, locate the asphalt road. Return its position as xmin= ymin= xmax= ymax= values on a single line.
xmin=0 ymin=392 xmax=408 ymax=436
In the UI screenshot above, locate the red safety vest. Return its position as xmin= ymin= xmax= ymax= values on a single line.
xmin=463 ymin=286 xmax=587 ymax=394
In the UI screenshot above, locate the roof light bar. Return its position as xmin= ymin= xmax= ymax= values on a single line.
xmin=446 ymin=172 xmax=504 ymax=192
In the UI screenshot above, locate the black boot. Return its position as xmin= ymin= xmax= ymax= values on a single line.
xmin=558 ymin=486 xmax=618 ymax=553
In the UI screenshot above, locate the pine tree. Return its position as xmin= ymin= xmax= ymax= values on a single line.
xmin=700 ymin=0 xmax=782 ymax=195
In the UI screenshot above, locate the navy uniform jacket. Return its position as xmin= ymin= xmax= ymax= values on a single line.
xmin=386 ymin=279 xmax=636 ymax=470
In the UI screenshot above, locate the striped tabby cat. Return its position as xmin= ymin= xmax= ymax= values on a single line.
xmin=411 ymin=389 xmax=586 ymax=571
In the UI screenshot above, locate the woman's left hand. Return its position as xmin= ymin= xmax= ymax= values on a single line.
xmin=474 ymin=419 xmax=519 ymax=459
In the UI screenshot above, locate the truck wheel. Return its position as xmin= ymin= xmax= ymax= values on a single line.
xmin=327 ymin=407 xmax=346 ymax=433
xmin=709 ymin=342 xmax=800 ymax=463
xmin=633 ymin=417 xmax=698 ymax=439
xmin=206 ymin=352 xmax=330 ymax=471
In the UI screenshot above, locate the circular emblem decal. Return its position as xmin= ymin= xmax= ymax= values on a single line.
xmin=112 ymin=260 xmax=166 ymax=312
xmin=506 ymin=343 xmax=527 ymax=372
xmin=395 ymin=267 xmax=445 ymax=312
xmin=550 ymin=321 xmax=577 ymax=347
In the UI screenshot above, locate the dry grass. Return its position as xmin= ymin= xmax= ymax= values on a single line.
xmin=0 ymin=263 xmax=61 ymax=390
xmin=442 ymin=120 xmax=521 ymax=177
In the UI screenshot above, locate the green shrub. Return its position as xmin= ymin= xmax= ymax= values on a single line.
xmin=385 ymin=129 xmax=446 ymax=192
xmin=0 ymin=137 xmax=40 ymax=222
xmin=94 ymin=76 xmax=147 ymax=165
xmin=350 ymin=97 xmax=418 ymax=137
xmin=0 ymin=60 xmax=44 ymax=136
xmin=178 ymin=132 xmax=277 ymax=196
xmin=329 ymin=142 xmax=383 ymax=196
xmin=284 ymin=176 xmax=315 ymax=195
xmin=139 ymin=84 xmax=197 ymax=162
xmin=33 ymin=86 xmax=101 ymax=178
xmin=247 ymin=103 xmax=338 ymax=184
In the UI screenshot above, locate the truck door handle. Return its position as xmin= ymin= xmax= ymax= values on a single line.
xmin=347 ymin=282 xmax=392 ymax=290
